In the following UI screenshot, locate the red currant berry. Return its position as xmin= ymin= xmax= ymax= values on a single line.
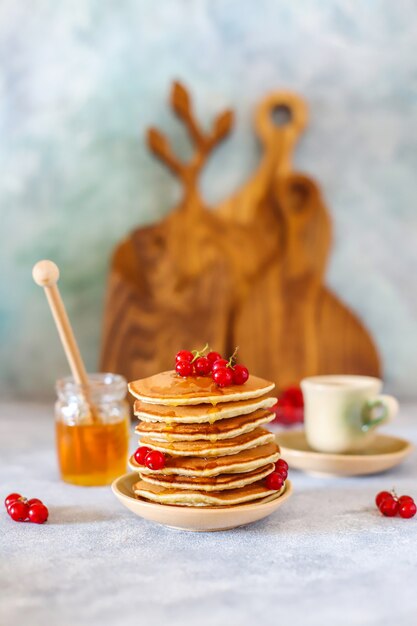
xmin=4 ymin=493 xmax=22 ymax=509
xmin=207 ymin=352 xmax=222 ymax=365
xmin=27 ymin=498 xmax=43 ymax=507
xmin=28 ymin=503 xmax=49 ymax=524
xmin=175 ymin=360 xmax=194 ymax=377
xmin=275 ymin=467 xmax=288 ymax=480
xmin=134 ymin=446 xmax=152 ymax=465
xmin=398 ymin=495 xmax=414 ymax=506
xmin=399 ymin=500 xmax=417 ymax=519
xmin=145 ymin=450 xmax=166 ymax=471
xmin=194 ymin=356 xmax=211 ymax=376
xmin=375 ymin=491 xmax=392 ymax=508
xmin=232 ymin=365 xmax=249 ymax=385
xmin=211 ymin=359 xmax=228 ymax=372
xmin=212 ymin=367 xmax=233 ymax=388
xmin=379 ymin=497 xmax=399 ymax=517
xmin=8 ymin=501 xmax=29 ymax=522
xmin=175 ymin=350 xmax=193 ymax=363
xmin=276 ymin=459 xmax=289 ymax=473
xmin=265 ymin=472 xmax=284 ymax=491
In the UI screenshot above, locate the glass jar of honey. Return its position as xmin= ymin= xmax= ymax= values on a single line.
xmin=55 ymin=373 xmax=130 ymax=486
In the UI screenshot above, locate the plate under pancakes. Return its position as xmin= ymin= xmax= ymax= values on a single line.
xmin=124 ymin=369 xmax=286 ymax=514
xmin=129 ymin=370 xmax=275 ymax=405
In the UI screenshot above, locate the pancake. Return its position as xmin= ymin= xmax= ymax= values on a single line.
xmin=129 ymin=442 xmax=280 ymax=477
xmin=140 ymin=463 xmax=275 ymax=492
xmin=129 ymin=370 xmax=275 ymax=406
xmin=139 ymin=427 xmax=274 ymax=457
xmin=133 ymin=478 xmax=285 ymax=507
xmin=136 ymin=408 xmax=275 ymax=441
xmin=134 ymin=396 xmax=277 ymax=424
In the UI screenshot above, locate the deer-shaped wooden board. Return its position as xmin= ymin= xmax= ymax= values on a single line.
xmin=100 ymin=81 xmax=380 ymax=390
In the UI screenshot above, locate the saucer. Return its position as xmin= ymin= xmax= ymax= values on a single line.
xmin=112 ymin=472 xmax=293 ymax=532
xmin=276 ymin=431 xmax=413 ymax=477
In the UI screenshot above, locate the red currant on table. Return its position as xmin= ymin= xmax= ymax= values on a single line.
xmin=212 ymin=367 xmax=233 ymax=388
xmin=207 ymin=351 xmax=222 ymax=365
xmin=232 ymin=365 xmax=249 ymax=385
xmin=175 ymin=360 xmax=194 ymax=377
xmin=375 ymin=491 xmax=392 ymax=508
xmin=8 ymin=501 xmax=29 ymax=522
xmin=266 ymin=472 xmax=284 ymax=491
xmin=211 ymin=359 xmax=228 ymax=372
xmin=5 ymin=493 xmax=22 ymax=509
xmin=28 ymin=503 xmax=49 ymax=524
xmin=134 ymin=446 xmax=152 ymax=465
xmin=194 ymin=356 xmax=211 ymax=376
xmin=398 ymin=495 xmax=414 ymax=505
xmin=379 ymin=496 xmax=399 ymax=517
xmin=175 ymin=350 xmax=193 ymax=363
xmin=27 ymin=498 xmax=43 ymax=507
xmin=145 ymin=450 xmax=166 ymax=470
xmin=399 ymin=500 xmax=416 ymax=519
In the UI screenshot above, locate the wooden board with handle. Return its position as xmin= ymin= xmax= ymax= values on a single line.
xmin=100 ymin=83 xmax=380 ymax=390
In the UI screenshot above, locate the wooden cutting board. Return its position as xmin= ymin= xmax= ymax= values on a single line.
xmin=100 ymin=83 xmax=380 ymax=389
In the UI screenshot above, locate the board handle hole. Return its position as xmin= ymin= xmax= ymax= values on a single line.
xmin=271 ymin=104 xmax=292 ymax=127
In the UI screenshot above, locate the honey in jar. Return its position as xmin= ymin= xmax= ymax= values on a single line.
xmin=55 ymin=373 xmax=130 ymax=486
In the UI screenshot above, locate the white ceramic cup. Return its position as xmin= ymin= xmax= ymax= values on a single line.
xmin=300 ymin=375 xmax=399 ymax=454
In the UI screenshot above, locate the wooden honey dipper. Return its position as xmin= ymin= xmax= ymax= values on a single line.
xmin=32 ymin=259 xmax=97 ymax=421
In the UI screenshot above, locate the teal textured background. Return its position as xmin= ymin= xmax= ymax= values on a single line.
xmin=1 ymin=1 xmax=417 ymax=399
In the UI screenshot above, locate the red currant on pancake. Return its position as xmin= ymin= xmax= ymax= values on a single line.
xmin=145 ymin=450 xmax=166 ymax=471
xmin=276 ymin=459 xmax=289 ymax=473
xmin=399 ymin=500 xmax=416 ymax=519
xmin=28 ymin=503 xmax=49 ymax=524
xmin=212 ymin=367 xmax=233 ymax=388
xmin=211 ymin=359 xmax=228 ymax=372
xmin=5 ymin=493 xmax=22 ymax=509
xmin=207 ymin=351 xmax=222 ymax=365
xmin=375 ymin=491 xmax=392 ymax=508
xmin=194 ymin=356 xmax=211 ymax=376
xmin=379 ymin=496 xmax=399 ymax=517
xmin=265 ymin=472 xmax=284 ymax=491
xmin=232 ymin=365 xmax=249 ymax=385
xmin=175 ymin=350 xmax=193 ymax=363
xmin=8 ymin=501 xmax=29 ymax=522
xmin=175 ymin=360 xmax=194 ymax=377
xmin=134 ymin=446 xmax=152 ymax=465
xmin=27 ymin=498 xmax=43 ymax=507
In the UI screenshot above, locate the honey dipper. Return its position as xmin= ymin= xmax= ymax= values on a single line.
xmin=32 ymin=259 xmax=98 ymax=421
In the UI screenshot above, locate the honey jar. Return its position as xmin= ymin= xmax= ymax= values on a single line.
xmin=55 ymin=373 xmax=130 ymax=486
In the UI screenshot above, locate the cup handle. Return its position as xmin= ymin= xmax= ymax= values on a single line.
xmin=361 ymin=395 xmax=399 ymax=432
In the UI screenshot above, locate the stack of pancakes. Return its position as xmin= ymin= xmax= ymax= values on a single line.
xmin=128 ymin=370 xmax=284 ymax=507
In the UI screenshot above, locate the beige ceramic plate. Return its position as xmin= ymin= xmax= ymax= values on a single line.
xmin=276 ymin=430 xmax=413 ymax=476
xmin=112 ymin=472 xmax=292 ymax=532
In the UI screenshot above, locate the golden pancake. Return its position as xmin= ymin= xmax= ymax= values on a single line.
xmin=136 ymin=408 xmax=275 ymax=441
xmin=129 ymin=442 xmax=280 ymax=477
xmin=140 ymin=427 xmax=274 ymax=457
xmin=129 ymin=370 xmax=275 ymax=406
xmin=133 ymin=478 xmax=285 ymax=507
xmin=140 ymin=463 xmax=275 ymax=492
xmin=134 ymin=396 xmax=277 ymax=424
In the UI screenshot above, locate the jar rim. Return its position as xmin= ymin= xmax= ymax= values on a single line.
xmin=56 ymin=372 xmax=127 ymax=398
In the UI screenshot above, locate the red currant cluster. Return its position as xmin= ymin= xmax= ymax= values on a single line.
xmin=134 ymin=446 xmax=166 ymax=470
xmin=265 ymin=459 xmax=289 ymax=490
xmin=273 ymin=385 xmax=304 ymax=426
xmin=375 ymin=490 xmax=416 ymax=518
xmin=175 ymin=346 xmax=249 ymax=388
xmin=5 ymin=493 xmax=49 ymax=524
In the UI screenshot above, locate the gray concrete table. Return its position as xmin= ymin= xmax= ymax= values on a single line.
xmin=1 ymin=402 xmax=416 ymax=626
